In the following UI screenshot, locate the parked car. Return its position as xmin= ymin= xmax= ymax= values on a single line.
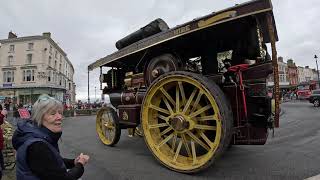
xmin=308 ymin=89 xmax=320 ymax=107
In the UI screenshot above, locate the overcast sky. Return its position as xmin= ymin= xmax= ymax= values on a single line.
xmin=1 ymin=0 xmax=320 ymax=101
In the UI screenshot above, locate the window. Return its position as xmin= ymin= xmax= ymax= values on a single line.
xmin=28 ymin=43 xmax=34 ymax=50
xmin=59 ymin=76 xmax=62 ymax=86
xmin=49 ymin=46 xmax=52 ymax=54
xmin=9 ymin=45 xmax=14 ymax=52
xmin=55 ymin=51 xmax=58 ymax=58
xmin=3 ymin=71 xmax=14 ymax=82
xmin=26 ymin=54 xmax=32 ymax=64
xmin=52 ymin=72 xmax=55 ymax=82
xmin=54 ymin=60 xmax=57 ymax=69
xmin=48 ymin=56 xmax=52 ymax=66
xmin=60 ymin=55 xmax=62 ymax=60
xmin=23 ymin=70 xmax=35 ymax=81
xmin=69 ymin=82 xmax=71 ymax=90
xmin=48 ymin=71 xmax=52 ymax=82
xmin=8 ymin=56 xmax=13 ymax=66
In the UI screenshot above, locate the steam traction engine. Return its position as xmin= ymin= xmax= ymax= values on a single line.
xmin=88 ymin=0 xmax=280 ymax=173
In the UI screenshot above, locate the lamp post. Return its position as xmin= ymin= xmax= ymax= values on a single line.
xmin=94 ymin=86 xmax=97 ymax=102
xmin=315 ymin=55 xmax=320 ymax=89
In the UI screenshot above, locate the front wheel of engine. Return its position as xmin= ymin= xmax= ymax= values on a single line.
xmin=96 ymin=107 xmax=121 ymax=146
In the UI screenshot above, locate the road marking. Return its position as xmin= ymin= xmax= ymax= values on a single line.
xmin=305 ymin=174 xmax=320 ymax=180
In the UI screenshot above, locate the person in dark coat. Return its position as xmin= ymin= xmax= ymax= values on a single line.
xmin=0 ymin=104 xmax=6 ymax=177
xmin=12 ymin=95 xmax=89 ymax=180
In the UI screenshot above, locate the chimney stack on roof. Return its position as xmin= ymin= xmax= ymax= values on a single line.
xmin=8 ymin=31 xmax=17 ymax=39
xmin=42 ymin=32 xmax=51 ymax=38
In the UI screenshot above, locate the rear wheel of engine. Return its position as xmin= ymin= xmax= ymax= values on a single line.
xmin=141 ymin=71 xmax=233 ymax=173
xmin=96 ymin=107 xmax=121 ymax=146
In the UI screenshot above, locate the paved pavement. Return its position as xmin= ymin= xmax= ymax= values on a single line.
xmin=4 ymin=100 xmax=320 ymax=180
xmin=58 ymin=100 xmax=320 ymax=180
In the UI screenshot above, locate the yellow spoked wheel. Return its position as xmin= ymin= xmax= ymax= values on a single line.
xmin=96 ymin=107 xmax=121 ymax=146
xmin=141 ymin=71 xmax=233 ymax=173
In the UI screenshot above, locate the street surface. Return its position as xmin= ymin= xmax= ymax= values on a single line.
xmin=60 ymin=101 xmax=320 ymax=180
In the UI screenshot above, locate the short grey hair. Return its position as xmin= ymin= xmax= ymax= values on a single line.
xmin=31 ymin=94 xmax=63 ymax=126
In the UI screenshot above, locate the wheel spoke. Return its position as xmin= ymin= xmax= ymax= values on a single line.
xmin=106 ymin=129 xmax=110 ymax=140
xmin=171 ymin=133 xmax=177 ymax=152
xmin=149 ymin=123 xmax=168 ymax=129
xmin=160 ymin=126 xmax=173 ymax=136
xmin=101 ymin=119 xmax=106 ymax=134
xmin=194 ymin=124 xmax=216 ymax=131
xmin=150 ymin=104 xmax=170 ymax=115
xmin=108 ymin=130 xmax=114 ymax=141
xmin=191 ymin=141 xmax=197 ymax=165
xmin=173 ymin=141 xmax=183 ymax=162
xmin=157 ymin=133 xmax=174 ymax=149
xmin=189 ymin=104 xmax=212 ymax=118
xmin=181 ymin=134 xmax=192 ymax=158
xmin=101 ymin=123 xmax=105 ymax=136
xmin=178 ymin=81 xmax=186 ymax=104
xmin=186 ymin=131 xmax=211 ymax=152
xmin=162 ymin=97 xmax=174 ymax=114
xmin=196 ymin=115 xmax=218 ymax=121
xmin=158 ymin=114 xmax=169 ymax=122
xmin=176 ymin=85 xmax=180 ymax=112
xmin=190 ymin=91 xmax=203 ymax=113
xmin=182 ymin=88 xmax=197 ymax=114
xmin=160 ymin=87 xmax=175 ymax=106
xmin=200 ymin=132 xmax=215 ymax=148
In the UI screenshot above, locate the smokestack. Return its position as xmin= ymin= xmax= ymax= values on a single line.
xmin=43 ymin=32 xmax=51 ymax=38
xmin=8 ymin=31 xmax=17 ymax=39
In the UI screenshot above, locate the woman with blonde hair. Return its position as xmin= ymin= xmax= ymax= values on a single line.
xmin=12 ymin=95 xmax=89 ymax=180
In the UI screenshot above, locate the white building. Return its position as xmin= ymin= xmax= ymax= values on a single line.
xmin=297 ymin=66 xmax=305 ymax=83
xmin=0 ymin=32 xmax=75 ymax=106
xmin=267 ymin=57 xmax=289 ymax=88
xmin=303 ymin=66 xmax=313 ymax=83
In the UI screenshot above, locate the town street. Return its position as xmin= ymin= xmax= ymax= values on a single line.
xmin=59 ymin=101 xmax=320 ymax=180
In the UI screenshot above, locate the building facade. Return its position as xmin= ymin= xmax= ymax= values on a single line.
xmin=286 ymin=59 xmax=298 ymax=86
xmin=267 ymin=57 xmax=290 ymax=89
xmin=297 ymin=66 xmax=305 ymax=84
xmin=0 ymin=32 xmax=75 ymax=106
xmin=303 ymin=66 xmax=313 ymax=83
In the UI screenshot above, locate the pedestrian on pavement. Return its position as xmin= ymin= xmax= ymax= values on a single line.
xmin=12 ymin=94 xmax=90 ymax=180
xmin=0 ymin=105 xmax=7 ymax=175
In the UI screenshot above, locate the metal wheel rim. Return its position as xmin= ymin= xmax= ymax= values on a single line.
xmin=96 ymin=109 xmax=116 ymax=145
xmin=142 ymin=75 xmax=222 ymax=171
xmin=314 ymin=100 xmax=320 ymax=107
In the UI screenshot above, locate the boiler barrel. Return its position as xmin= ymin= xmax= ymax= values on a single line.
xmin=109 ymin=91 xmax=146 ymax=107
xmin=115 ymin=18 xmax=169 ymax=50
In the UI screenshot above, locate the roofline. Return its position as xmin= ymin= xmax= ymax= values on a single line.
xmin=0 ymin=34 xmax=74 ymax=72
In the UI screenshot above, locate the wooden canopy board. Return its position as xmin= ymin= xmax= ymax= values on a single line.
xmin=88 ymin=0 xmax=278 ymax=71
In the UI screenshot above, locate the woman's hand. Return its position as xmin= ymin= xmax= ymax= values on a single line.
xmin=75 ymin=153 xmax=90 ymax=166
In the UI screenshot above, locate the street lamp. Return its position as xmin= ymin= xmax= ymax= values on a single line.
xmin=94 ymin=86 xmax=97 ymax=101
xmin=314 ymin=55 xmax=320 ymax=89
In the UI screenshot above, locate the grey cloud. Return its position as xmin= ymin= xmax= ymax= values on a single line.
xmin=1 ymin=0 xmax=319 ymax=100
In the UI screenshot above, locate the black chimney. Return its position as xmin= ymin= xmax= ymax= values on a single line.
xmin=8 ymin=31 xmax=17 ymax=39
